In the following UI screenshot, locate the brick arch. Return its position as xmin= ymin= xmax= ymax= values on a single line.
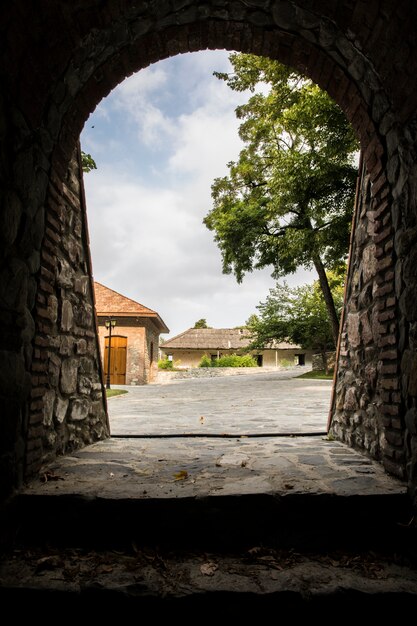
xmin=28 ymin=9 xmax=401 ymax=479
xmin=53 ymin=16 xmax=383 ymax=182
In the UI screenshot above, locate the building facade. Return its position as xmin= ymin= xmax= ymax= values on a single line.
xmin=160 ymin=328 xmax=312 ymax=369
xmin=94 ymin=283 xmax=169 ymax=385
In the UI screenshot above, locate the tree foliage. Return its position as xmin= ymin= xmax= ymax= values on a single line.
xmin=204 ymin=53 xmax=359 ymax=344
xmin=193 ymin=318 xmax=210 ymax=329
xmin=81 ymin=151 xmax=97 ymax=173
xmin=246 ymin=272 xmax=345 ymax=373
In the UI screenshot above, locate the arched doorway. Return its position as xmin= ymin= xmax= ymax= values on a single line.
xmin=1 ymin=2 xmax=416 ymax=504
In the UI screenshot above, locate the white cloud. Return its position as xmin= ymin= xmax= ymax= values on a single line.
xmin=82 ymin=51 xmax=315 ymax=338
xmin=112 ymin=66 xmax=176 ymax=147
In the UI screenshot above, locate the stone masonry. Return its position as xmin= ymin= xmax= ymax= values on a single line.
xmin=0 ymin=1 xmax=417 ymax=504
xmin=27 ymin=145 xmax=109 ymax=476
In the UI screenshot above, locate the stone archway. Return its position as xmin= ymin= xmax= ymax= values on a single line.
xmin=1 ymin=1 xmax=417 ymax=503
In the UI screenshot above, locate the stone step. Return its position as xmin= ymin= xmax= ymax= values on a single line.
xmin=2 ymin=489 xmax=413 ymax=553
xmin=1 ymin=542 xmax=417 ymax=616
xmin=1 ymin=490 xmax=416 ymax=613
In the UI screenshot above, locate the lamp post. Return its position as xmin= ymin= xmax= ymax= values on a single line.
xmin=104 ymin=318 xmax=117 ymax=389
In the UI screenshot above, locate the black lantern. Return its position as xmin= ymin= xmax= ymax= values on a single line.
xmin=104 ymin=318 xmax=117 ymax=389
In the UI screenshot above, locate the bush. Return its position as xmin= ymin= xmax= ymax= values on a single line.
xmin=158 ymin=357 xmax=173 ymax=370
xmin=199 ymin=353 xmax=257 ymax=368
xmin=217 ymin=354 xmax=257 ymax=367
xmin=198 ymin=354 xmax=212 ymax=368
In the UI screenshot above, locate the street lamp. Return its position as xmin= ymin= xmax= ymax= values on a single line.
xmin=104 ymin=318 xmax=117 ymax=389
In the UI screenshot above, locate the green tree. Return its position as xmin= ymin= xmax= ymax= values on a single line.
xmin=193 ymin=318 xmax=210 ymax=329
xmin=204 ymin=53 xmax=358 ymax=345
xmin=247 ymin=272 xmax=345 ymax=374
xmin=81 ymin=151 xmax=97 ymax=173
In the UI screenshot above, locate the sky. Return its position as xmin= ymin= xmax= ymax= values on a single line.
xmin=80 ymin=50 xmax=313 ymax=339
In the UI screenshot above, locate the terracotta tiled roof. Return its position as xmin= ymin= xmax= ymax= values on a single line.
xmin=161 ymin=328 xmax=300 ymax=350
xmin=94 ymin=282 xmax=169 ymax=333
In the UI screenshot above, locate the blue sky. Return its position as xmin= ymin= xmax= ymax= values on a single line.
xmin=81 ymin=50 xmax=313 ymax=338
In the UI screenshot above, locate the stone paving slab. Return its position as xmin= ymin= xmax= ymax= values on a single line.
xmin=27 ymin=435 xmax=406 ymax=500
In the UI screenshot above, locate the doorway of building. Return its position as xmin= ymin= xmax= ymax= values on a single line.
xmin=104 ymin=335 xmax=127 ymax=385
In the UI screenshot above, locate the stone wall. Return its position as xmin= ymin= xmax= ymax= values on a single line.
xmin=394 ymin=122 xmax=417 ymax=503
xmin=312 ymin=353 xmax=336 ymax=372
xmin=155 ymin=365 xmax=305 ymax=384
xmin=330 ymin=163 xmax=401 ymax=475
xmin=330 ymin=126 xmax=417 ymax=504
xmin=26 ymin=146 xmax=109 ymax=476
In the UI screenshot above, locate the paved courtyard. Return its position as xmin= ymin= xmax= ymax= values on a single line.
xmin=24 ymin=369 xmax=407 ymax=501
xmin=108 ymin=367 xmax=331 ymax=436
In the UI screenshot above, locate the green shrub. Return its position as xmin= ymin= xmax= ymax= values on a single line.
xmin=198 ymin=354 xmax=212 ymax=368
xmin=158 ymin=357 xmax=174 ymax=370
xmin=217 ymin=354 xmax=257 ymax=368
xmin=198 ymin=353 xmax=258 ymax=368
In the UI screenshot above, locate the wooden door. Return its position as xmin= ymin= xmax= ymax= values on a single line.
xmin=104 ymin=335 xmax=127 ymax=384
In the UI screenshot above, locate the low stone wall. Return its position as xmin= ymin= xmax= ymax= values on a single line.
xmin=154 ymin=365 xmax=306 ymax=384
xmin=312 ymin=352 xmax=336 ymax=371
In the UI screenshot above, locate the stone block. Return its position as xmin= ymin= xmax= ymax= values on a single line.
xmin=75 ymin=339 xmax=87 ymax=354
xmin=76 ymin=302 xmax=93 ymax=328
xmin=78 ymin=375 xmax=91 ymax=394
xmin=271 ymin=0 xmax=296 ymax=29
xmin=400 ymin=284 xmax=417 ymax=321
xmin=47 ymin=295 xmax=58 ymax=323
xmin=74 ymin=276 xmax=89 ymax=295
xmin=0 ymin=190 xmax=22 ymax=247
xmin=347 ymin=312 xmax=360 ymax=348
xmin=405 ymin=408 xmax=417 ymax=435
xmin=395 ymin=225 xmax=417 ymax=257
xmin=70 ymin=398 xmax=89 ymax=421
xmin=60 ymin=335 xmax=74 ymax=356
xmin=48 ymin=353 xmax=61 ymax=388
xmin=90 ymin=400 xmax=106 ymax=417
xmin=61 ymin=299 xmax=74 ymax=331
xmin=56 ymin=259 xmax=73 ymax=288
xmin=55 ymin=396 xmax=69 ymax=423
xmin=359 ymin=312 xmax=373 ymax=345
xmin=42 ymin=389 xmax=55 ymax=426
xmin=408 ymin=353 xmax=417 ymax=396
xmin=66 ymin=235 xmax=82 ymax=265
xmin=0 ymin=258 xmax=28 ymax=312
xmin=0 ymin=350 xmax=30 ymax=398
xmin=343 ymin=387 xmax=357 ymax=411
xmin=60 ymin=358 xmax=78 ymax=394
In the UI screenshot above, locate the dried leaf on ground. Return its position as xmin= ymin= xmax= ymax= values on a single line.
xmin=40 ymin=470 xmax=64 ymax=483
xmin=174 ymin=470 xmax=188 ymax=481
xmin=200 ymin=562 xmax=218 ymax=576
xmin=35 ymin=555 xmax=63 ymax=572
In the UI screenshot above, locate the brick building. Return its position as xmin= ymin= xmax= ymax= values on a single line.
xmin=94 ymin=282 xmax=169 ymax=385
